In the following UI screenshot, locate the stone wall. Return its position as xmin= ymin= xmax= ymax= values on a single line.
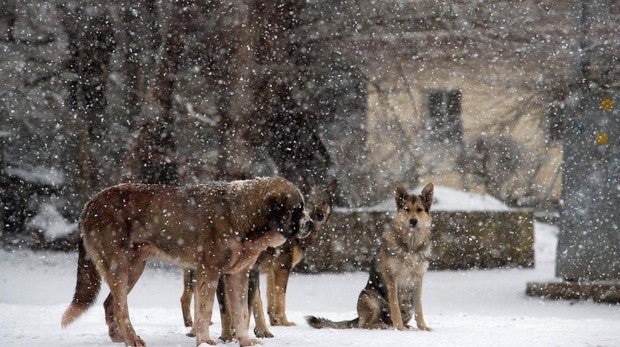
xmin=296 ymin=210 xmax=534 ymax=273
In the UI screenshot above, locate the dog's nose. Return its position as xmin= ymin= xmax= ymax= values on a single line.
xmin=305 ymin=220 xmax=314 ymax=232
xmin=409 ymin=219 xmax=418 ymax=228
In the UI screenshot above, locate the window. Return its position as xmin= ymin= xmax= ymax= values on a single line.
xmin=426 ymin=89 xmax=463 ymax=143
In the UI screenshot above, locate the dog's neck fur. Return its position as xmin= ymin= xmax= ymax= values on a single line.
xmin=384 ymin=226 xmax=431 ymax=260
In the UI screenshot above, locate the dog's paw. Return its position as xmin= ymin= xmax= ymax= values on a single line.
xmin=418 ymin=325 xmax=432 ymax=331
xmin=218 ymin=334 xmax=234 ymax=343
xmin=270 ymin=316 xmax=296 ymax=326
xmin=125 ymin=335 xmax=146 ymax=347
xmin=239 ymin=337 xmax=262 ymax=346
xmin=197 ymin=337 xmax=217 ymax=346
xmin=107 ymin=324 xmax=125 ymax=343
xmin=254 ymin=328 xmax=274 ymax=338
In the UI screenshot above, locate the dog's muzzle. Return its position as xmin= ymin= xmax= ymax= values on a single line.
xmin=296 ymin=211 xmax=314 ymax=239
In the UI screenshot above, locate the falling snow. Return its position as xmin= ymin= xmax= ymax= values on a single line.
xmin=0 ymin=1 xmax=618 ymax=346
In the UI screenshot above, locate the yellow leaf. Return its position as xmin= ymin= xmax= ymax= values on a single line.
xmin=599 ymin=94 xmax=614 ymax=111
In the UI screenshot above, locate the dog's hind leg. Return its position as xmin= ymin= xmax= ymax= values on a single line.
xmin=357 ymin=290 xmax=388 ymax=330
xmin=103 ymin=247 xmax=148 ymax=345
xmin=181 ymin=269 xmax=195 ymax=328
xmin=103 ymin=292 xmax=123 ymax=343
xmin=99 ymin=253 xmax=145 ymax=347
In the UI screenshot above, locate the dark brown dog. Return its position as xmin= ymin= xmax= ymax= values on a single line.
xmin=253 ymin=184 xmax=334 ymax=336
xmin=61 ymin=177 xmax=314 ymax=346
xmin=181 ymin=184 xmax=335 ymax=339
xmin=305 ymin=182 xmax=434 ymax=331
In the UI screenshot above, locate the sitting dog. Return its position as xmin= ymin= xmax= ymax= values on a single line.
xmin=305 ymin=182 xmax=434 ymax=331
xmin=61 ymin=177 xmax=314 ymax=346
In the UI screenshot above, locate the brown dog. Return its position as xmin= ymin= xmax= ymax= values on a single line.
xmin=181 ymin=184 xmax=335 ymax=339
xmin=305 ymin=182 xmax=434 ymax=331
xmin=61 ymin=177 xmax=314 ymax=346
xmin=253 ymin=184 xmax=334 ymax=336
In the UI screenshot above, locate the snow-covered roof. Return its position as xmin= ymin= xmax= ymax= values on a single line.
xmin=4 ymin=166 xmax=65 ymax=186
xmin=340 ymin=185 xmax=512 ymax=212
xmin=422 ymin=185 xmax=512 ymax=212
xmin=26 ymin=203 xmax=77 ymax=240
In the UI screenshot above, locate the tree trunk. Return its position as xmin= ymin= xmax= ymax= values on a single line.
xmin=130 ymin=0 xmax=192 ymax=185
xmin=251 ymin=0 xmax=332 ymax=194
xmin=214 ymin=1 xmax=260 ymax=180
xmin=61 ymin=7 xmax=115 ymax=198
xmin=117 ymin=0 xmax=159 ymax=132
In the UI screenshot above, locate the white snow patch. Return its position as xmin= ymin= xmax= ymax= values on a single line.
xmin=26 ymin=203 xmax=77 ymax=240
xmin=5 ymin=166 xmax=65 ymax=186
xmin=341 ymin=185 xmax=512 ymax=212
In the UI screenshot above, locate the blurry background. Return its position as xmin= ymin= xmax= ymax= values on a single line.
xmin=0 ymin=0 xmax=618 ymax=249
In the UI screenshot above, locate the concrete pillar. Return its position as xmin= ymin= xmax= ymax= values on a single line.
xmin=527 ymin=90 xmax=619 ymax=304
xmin=556 ymin=90 xmax=619 ymax=281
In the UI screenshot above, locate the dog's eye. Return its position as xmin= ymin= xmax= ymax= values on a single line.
xmin=417 ymin=207 xmax=423 ymax=213
xmin=403 ymin=207 xmax=410 ymax=212
xmin=315 ymin=212 xmax=325 ymax=222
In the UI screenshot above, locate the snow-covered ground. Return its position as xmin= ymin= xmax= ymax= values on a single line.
xmin=1 ymin=222 xmax=618 ymax=347
xmin=1 ymin=187 xmax=618 ymax=346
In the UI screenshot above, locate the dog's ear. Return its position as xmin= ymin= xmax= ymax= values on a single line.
xmin=420 ymin=182 xmax=434 ymax=212
xmin=265 ymin=192 xmax=286 ymax=214
xmin=324 ymin=180 xmax=338 ymax=204
xmin=264 ymin=192 xmax=287 ymax=231
xmin=394 ymin=182 xmax=408 ymax=210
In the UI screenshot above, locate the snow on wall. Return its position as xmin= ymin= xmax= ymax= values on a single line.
xmin=340 ymin=185 xmax=512 ymax=212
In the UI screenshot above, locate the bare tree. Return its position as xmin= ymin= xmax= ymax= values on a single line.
xmin=59 ymin=5 xmax=115 ymax=198
xmin=124 ymin=0 xmax=196 ymax=185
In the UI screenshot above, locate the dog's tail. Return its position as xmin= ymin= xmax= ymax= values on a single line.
xmin=61 ymin=239 xmax=101 ymax=328
xmin=305 ymin=316 xmax=359 ymax=329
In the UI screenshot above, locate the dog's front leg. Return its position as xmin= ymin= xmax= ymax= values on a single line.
xmin=252 ymin=287 xmax=273 ymax=338
xmin=266 ymin=245 xmax=295 ymax=327
xmin=252 ymin=279 xmax=274 ymax=337
xmin=269 ymin=264 xmax=295 ymax=326
xmin=194 ymin=266 xmax=219 ymax=346
xmin=413 ymin=277 xmax=431 ymax=331
xmin=249 ymin=264 xmax=273 ymax=338
xmin=224 ymin=271 xmax=260 ymax=346
xmin=386 ymin=280 xmax=407 ymax=331
xmin=217 ymin=275 xmax=234 ymax=342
